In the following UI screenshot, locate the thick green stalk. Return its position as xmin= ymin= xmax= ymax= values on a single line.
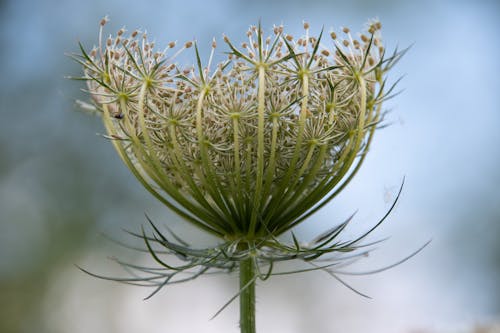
xmin=239 ymin=257 xmax=256 ymax=333
xmin=249 ymin=64 xmax=267 ymax=236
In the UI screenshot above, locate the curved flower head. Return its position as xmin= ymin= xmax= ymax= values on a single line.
xmin=72 ymin=20 xmax=418 ymax=308
xmin=77 ymin=19 xmax=398 ymax=242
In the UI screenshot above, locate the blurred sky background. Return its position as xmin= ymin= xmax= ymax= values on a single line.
xmin=0 ymin=0 xmax=499 ymax=332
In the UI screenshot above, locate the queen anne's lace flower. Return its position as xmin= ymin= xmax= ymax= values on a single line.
xmin=78 ymin=19 xmax=397 ymax=238
xmin=73 ymin=19 xmax=415 ymax=323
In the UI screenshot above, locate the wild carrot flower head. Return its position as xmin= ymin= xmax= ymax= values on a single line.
xmin=73 ymin=18 xmax=411 ymax=299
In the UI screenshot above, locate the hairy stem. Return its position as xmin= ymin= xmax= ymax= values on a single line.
xmin=239 ymin=257 xmax=256 ymax=333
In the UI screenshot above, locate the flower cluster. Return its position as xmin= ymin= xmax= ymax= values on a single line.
xmin=73 ymin=19 xmax=410 ymax=301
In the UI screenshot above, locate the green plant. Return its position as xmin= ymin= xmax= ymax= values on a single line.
xmin=71 ymin=17 xmax=420 ymax=333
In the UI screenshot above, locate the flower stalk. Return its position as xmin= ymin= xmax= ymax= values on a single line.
xmin=239 ymin=256 xmax=256 ymax=333
xmin=250 ymin=64 xmax=267 ymax=237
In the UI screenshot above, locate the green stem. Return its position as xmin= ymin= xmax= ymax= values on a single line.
xmin=249 ymin=64 xmax=266 ymax=236
xmin=239 ymin=257 xmax=256 ymax=333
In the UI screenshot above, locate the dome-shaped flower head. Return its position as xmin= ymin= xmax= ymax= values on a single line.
xmin=73 ymin=18 xmax=412 ymax=315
